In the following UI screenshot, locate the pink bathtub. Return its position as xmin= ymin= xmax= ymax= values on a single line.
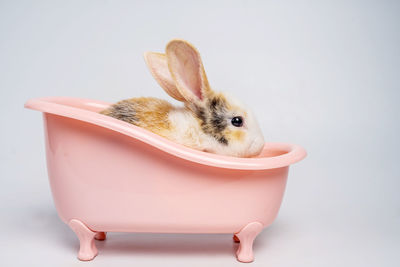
xmin=25 ymin=97 xmax=306 ymax=263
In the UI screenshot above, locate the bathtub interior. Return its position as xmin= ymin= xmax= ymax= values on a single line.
xmin=255 ymin=148 xmax=287 ymax=158
xmin=48 ymin=97 xmax=109 ymax=112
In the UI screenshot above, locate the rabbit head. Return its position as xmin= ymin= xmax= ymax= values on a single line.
xmin=144 ymin=39 xmax=265 ymax=157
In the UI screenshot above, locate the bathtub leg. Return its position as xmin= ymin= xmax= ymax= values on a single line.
xmin=95 ymin=232 xmax=107 ymax=241
xmin=68 ymin=219 xmax=98 ymax=261
xmin=235 ymin=222 xmax=263 ymax=263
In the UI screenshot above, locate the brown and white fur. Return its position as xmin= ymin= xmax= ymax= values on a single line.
xmin=101 ymin=39 xmax=264 ymax=157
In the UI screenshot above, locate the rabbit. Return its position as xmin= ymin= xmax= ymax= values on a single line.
xmin=100 ymin=39 xmax=265 ymax=157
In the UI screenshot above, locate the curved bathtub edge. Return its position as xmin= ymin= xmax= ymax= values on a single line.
xmin=25 ymin=97 xmax=307 ymax=170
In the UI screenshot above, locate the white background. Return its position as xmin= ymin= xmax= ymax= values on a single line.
xmin=1 ymin=1 xmax=399 ymax=266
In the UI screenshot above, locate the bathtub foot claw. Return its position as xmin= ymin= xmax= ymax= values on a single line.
xmin=235 ymin=222 xmax=263 ymax=263
xmin=95 ymin=232 xmax=107 ymax=241
xmin=68 ymin=219 xmax=98 ymax=261
xmin=233 ymin=234 xmax=240 ymax=243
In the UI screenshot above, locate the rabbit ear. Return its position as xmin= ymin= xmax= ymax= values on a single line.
xmin=166 ymin=39 xmax=211 ymax=103
xmin=144 ymin=52 xmax=186 ymax=101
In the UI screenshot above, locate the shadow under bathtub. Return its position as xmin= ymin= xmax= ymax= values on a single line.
xmin=16 ymin=204 xmax=291 ymax=259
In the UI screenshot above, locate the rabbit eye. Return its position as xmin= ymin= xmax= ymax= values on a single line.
xmin=231 ymin=116 xmax=243 ymax=127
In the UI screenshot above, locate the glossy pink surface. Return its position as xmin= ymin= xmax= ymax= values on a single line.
xmin=25 ymin=97 xmax=306 ymax=262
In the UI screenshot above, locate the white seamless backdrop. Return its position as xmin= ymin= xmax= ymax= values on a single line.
xmin=0 ymin=1 xmax=399 ymax=266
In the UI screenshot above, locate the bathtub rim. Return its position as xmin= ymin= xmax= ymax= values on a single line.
xmin=25 ymin=97 xmax=307 ymax=170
